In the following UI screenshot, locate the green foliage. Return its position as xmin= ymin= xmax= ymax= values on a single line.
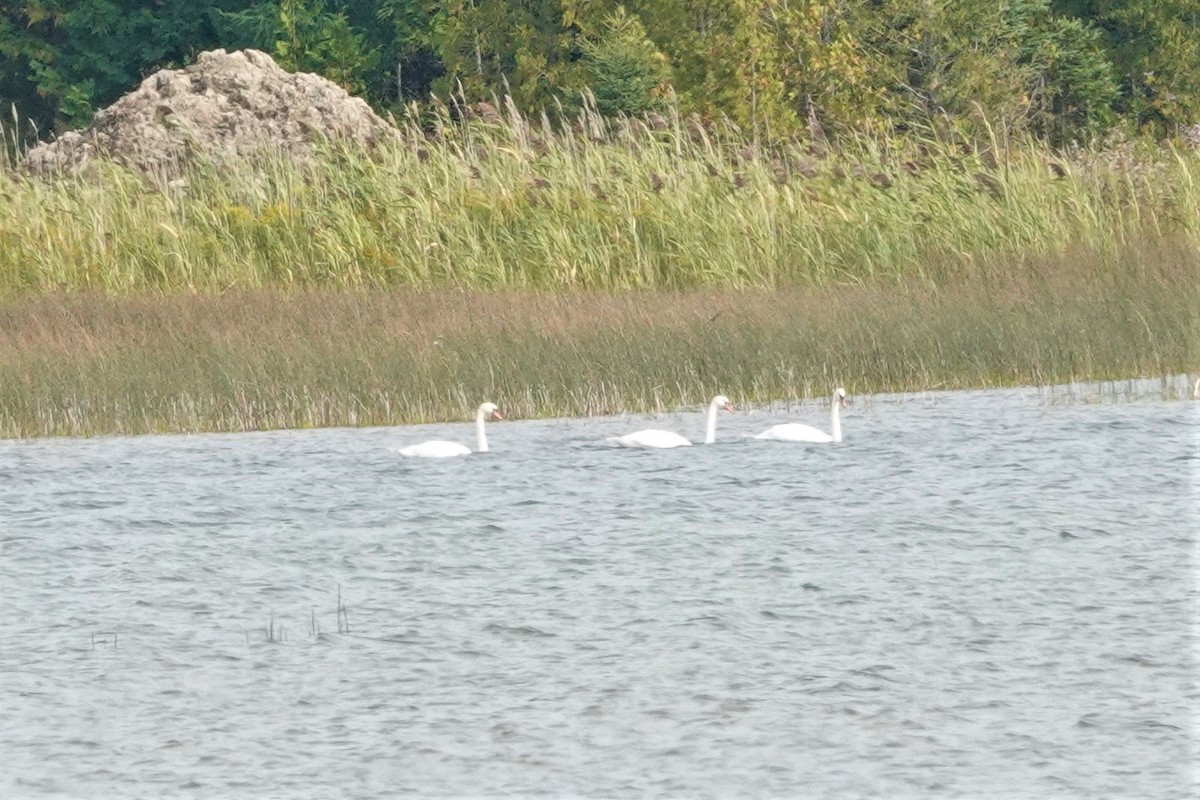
xmin=581 ymin=6 xmax=671 ymax=117
xmin=623 ymin=1 xmax=739 ymax=122
xmin=426 ymin=0 xmax=581 ymax=110
xmin=1 ymin=1 xmax=243 ymax=131
xmin=1054 ymin=0 xmax=1200 ymax=136
xmin=214 ymin=0 xmax=378 ymax=94
xmin=876 ymin=0 xmax=1117 ymax=143
xmin=0 ymin=1 xmax=1189 ymax=149
xmin=369 ymin=0 xmax=441 ymax=102
xmin=1020 ymin=9 xmax=1119 ymax=143
xmin=884 ymin=0 xmax=1027 ymax=132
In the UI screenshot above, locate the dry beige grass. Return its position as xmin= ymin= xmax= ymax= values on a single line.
xmin=1 ymin=235 xmax=1196 ymax=437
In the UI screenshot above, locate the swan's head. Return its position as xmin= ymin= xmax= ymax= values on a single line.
xmin=712 ymin=395 xmax=735 ymax=412
xmin=835 ymin=387 xmax=848 ymax=408
xmin=479 ymin=402 xmax=503 ymax=421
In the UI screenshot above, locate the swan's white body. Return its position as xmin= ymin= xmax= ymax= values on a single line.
xmin=613 ymin=429 xmax=693 ymax=449
xmin=613 ymin=396 xmax=734 ymax=449
xmin=398 ymin=402 xmax=502 ymax=458
xmin=398 ymin=440 xmax=473 ymax=458
xmin=753 ymin=388 xmax=847 ymax=443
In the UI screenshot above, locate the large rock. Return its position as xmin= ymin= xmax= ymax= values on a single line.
xmin=24 ymin=49 xmax=399 ymax=176
xmin=1183 ymin=123 xmax=1200 ymax=149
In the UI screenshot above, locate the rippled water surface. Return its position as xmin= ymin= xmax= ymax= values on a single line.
xmin=2 ymin=380 xmax=1198 ymax=799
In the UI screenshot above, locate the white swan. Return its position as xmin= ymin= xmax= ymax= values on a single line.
xmin=753 ymin=388 xmax=847 ymax=443
xmin=398 ymin=402 xmax=502 ymax=457
xmin=612 ymin=395 xmax=734 ymax=449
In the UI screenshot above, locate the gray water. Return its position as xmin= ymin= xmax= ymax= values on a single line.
xmin=2 ymin=379 xmax=1197 ymax=799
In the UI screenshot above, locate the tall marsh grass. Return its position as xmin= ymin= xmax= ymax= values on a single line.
xmin=1 ymin=237 xmax=1196 ymax=437
xmin=1 ymin=101 xmax=1198 ymax=292
xmin=2 ymin=103 xmax=1197 ymax=436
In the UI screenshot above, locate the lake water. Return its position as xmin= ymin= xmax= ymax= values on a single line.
xmin=2 ymin=379 xmax=1197 ymax=799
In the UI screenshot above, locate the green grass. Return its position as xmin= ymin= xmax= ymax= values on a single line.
xmin=2 ymin=104 xmax=1197 ymax=436
xmin=1 ymin=236 xmax=1196 ymax=438
xmin=2 ymin=102 xmax=1197 ymax=293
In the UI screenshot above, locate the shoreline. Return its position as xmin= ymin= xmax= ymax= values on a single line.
xmin=3 ymin=242 xmax=1196 ymax=439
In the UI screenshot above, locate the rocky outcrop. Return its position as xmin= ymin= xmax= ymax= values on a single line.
xmin=24 ymin=49 xmax=399 ymax=176
xmin=1182 ymin=124 xmax=1200 ymax=149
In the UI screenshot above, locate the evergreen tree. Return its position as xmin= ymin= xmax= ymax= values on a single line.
xmin=1020 ymin=7 xmax=1118 ymax=142
xmin=370 ymin=0 xmax=441 ymax=104
xmin=214 ymin=0 xmax=377 ymax=95
xmin=427 ymin=0 xmax=580 ymax=109
xmin=878 ymin=0 xmax=1116 ymax=142
xmin=1054 ymin=0 xmax=1200 ymax=135
xmin=581 ymin=6 xmax=671 ymax=117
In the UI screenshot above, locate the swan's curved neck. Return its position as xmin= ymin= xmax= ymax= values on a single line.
xmin=705 ymin=399 xmax=720 ymax=444
xmin=475 ymin=407 xmax=489 ymax=453
xmin=830 ymin=397 xmax=842 ymax=443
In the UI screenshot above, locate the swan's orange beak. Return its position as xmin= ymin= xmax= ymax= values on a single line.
xmin=723 ymin=402 xmax=735 ymax=412
xmin=490 ymin=409 xmax=504 ymax=421
xmin=838 ymin=396 xmax=848 ymax=409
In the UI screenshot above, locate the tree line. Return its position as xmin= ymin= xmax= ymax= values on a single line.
xmin=2 ymin=1 xmax=1197 ymax=146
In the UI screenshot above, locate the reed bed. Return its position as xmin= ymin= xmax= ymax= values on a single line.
xmin=1 ymin=102 xmax=1198 ymax=293
xmin=3 ymin=104 xmax=1197 ymax=436
xmin=1 ymin=236 xmax=1195 ymax=438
